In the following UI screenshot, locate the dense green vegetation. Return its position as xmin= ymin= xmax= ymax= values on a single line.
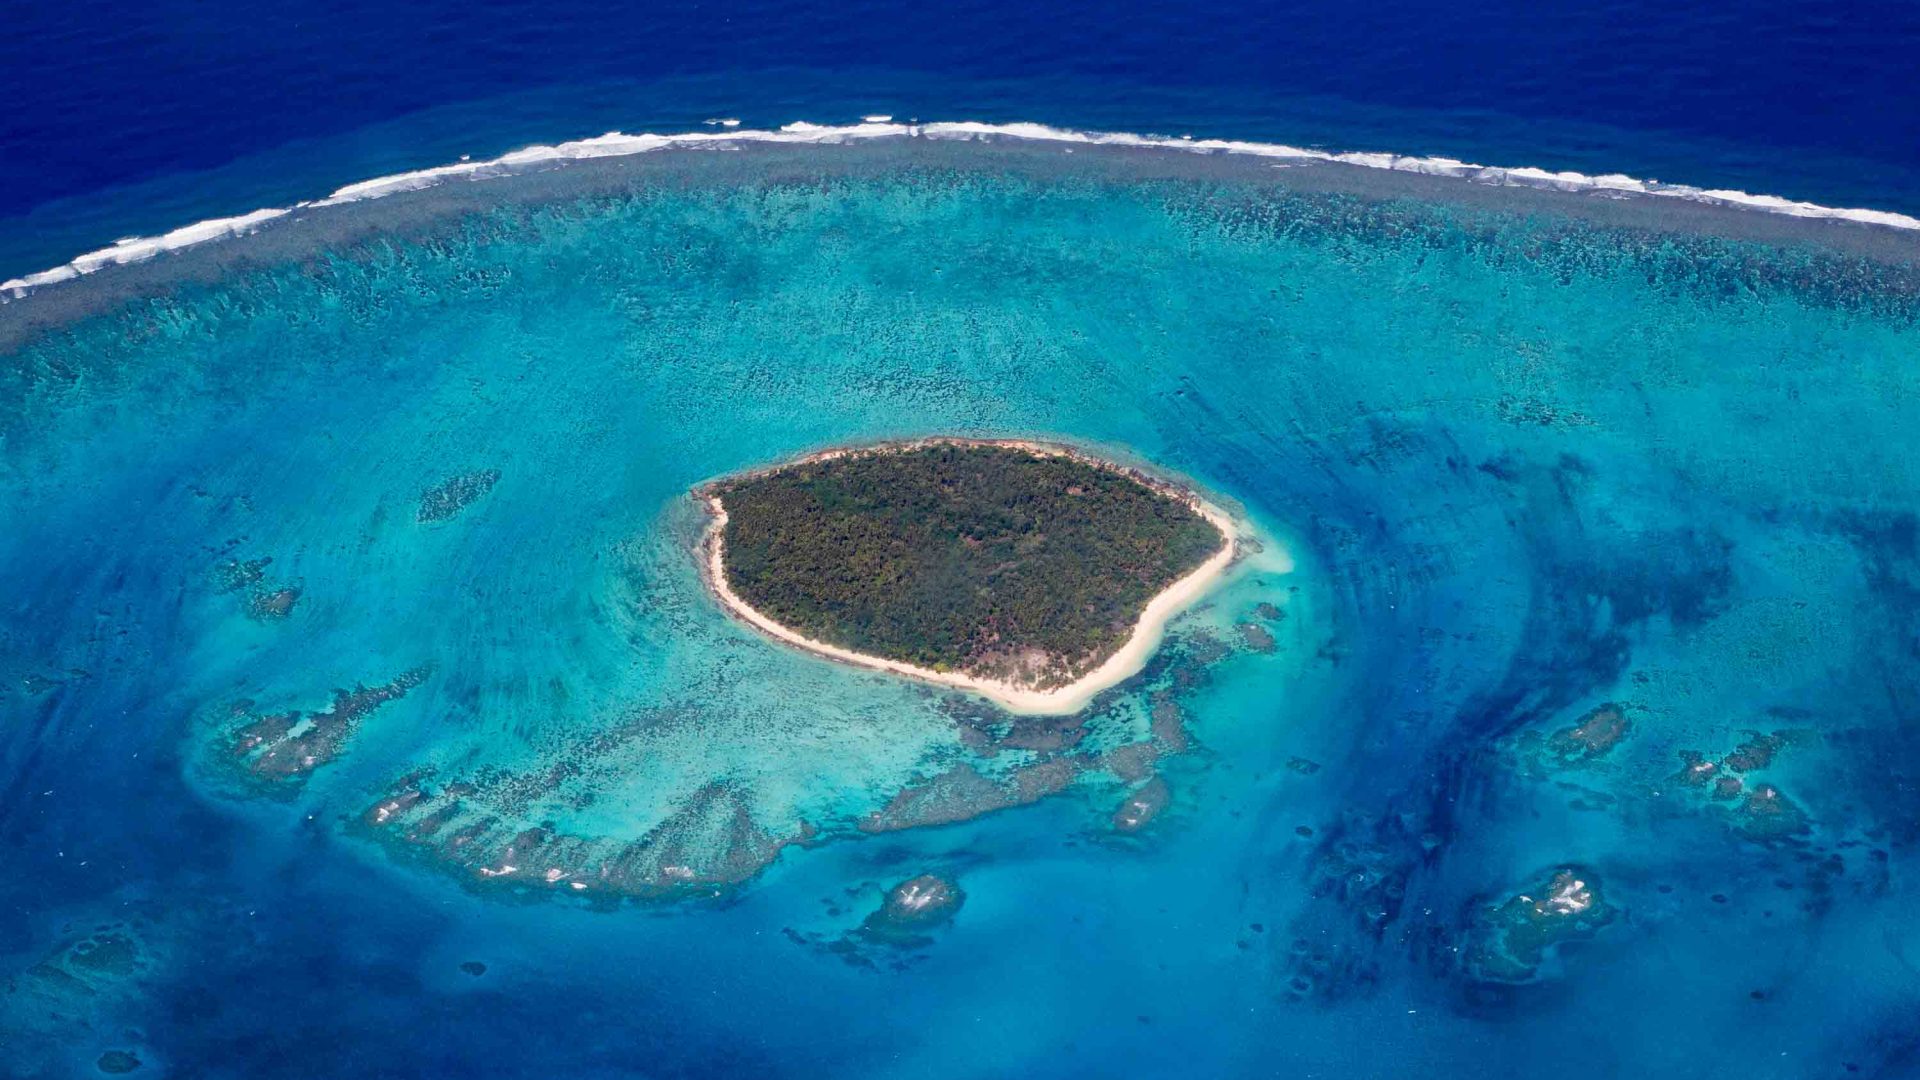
xmin=713 ymin=443 xmax=1225 ymax=687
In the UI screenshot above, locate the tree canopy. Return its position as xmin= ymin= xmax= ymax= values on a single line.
xmin=714 ymin=443 xmax=1224 ymax=688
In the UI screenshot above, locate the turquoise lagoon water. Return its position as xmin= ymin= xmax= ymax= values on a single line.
xmin=3 ymin=152 xmax=1919 ymax=1077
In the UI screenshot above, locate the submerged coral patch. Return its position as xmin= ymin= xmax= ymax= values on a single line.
xmin=223 ymin=668 xmax=430 ymax=786
xmin=1460 ymin=868 xmax=1616 ymax=984
xmin=861 ymin=874 xmax=966 ymax=944
xmin=417 ymin=470 xmax=500 ymax=524
xmin=362 ymin=772 xmax=814 ymax=899
xmin=96 ymin=1050 xmax=142 ymax=1074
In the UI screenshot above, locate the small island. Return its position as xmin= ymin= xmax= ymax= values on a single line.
xmin=699 ymin=439 xmax=1235 ymax=713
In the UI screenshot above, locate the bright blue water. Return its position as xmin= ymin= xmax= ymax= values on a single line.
xmin=5 ymin=0 xmax=1920 ymax=279
xmin=2 ymin=169 xmax=1918 ymax=1077
xmin=6 ymin=2 xmax=1920 ymax=1074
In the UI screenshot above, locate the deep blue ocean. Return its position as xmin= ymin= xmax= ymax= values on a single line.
xmin=6 ymin=0 xmax=1920 ymax=281
xmin=4 ymin=4 xmax=1920 ymax=1079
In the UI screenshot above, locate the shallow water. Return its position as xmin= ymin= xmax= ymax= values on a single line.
xmin=2 ymin=164 xmax=1918 ymax=1078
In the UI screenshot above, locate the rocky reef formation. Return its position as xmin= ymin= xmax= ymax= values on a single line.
xmin=1 ymin=913 xmax=160 ymax=1076
xmin=1237 ymin=621 xmax=1276 ymax=653
xmin=858 ymin=759 xmax=1085 ymax=833
xmin=96 ymin=1050 xmax=143 ymax=1074
xmin=1236 ymin=599 xmax=1286 ymax=654
xmin=245 ymin=585 xmax=302 ymax=620
xmin=861 ymin=874 xmax=966 ymax=944
xmin=417 ymin=469 xmax=500 ymax=523
xmin=1515 ymin=701 xmax=1632 ymax=773
xmin=346 ymin=613 xmax=1275 ymax=903
xmin=782 ymin=872 xmax=970 ymax=970
xmin=1460 ymin=867 xmax=1616 ymax=984
xmin=863 ymin=624 xmax=1246 ymax=838
xmin=213 ymin=555 xmax=271 ymax=594
xmin=361 ymin=772 xmax=814 ymax=900
xmin=1544 ymin=702 xmax=1631 ymax=762
xmin=1671 ymin=729 xmax=1811 ymax=843
xmin=1111 ymin=776 xmax=1171 ymax=833
xmin=213 ymin=555 xmax=302 ymax=621
xmin=223 ymin=667 xmax=430 ymax=786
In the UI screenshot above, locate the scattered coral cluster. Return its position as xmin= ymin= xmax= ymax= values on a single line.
xmin=1 ymin=912 xmax=161 ymax=1076
xmin=361 ymin=773 xmax=815 ymax=900
xmin=416 ymin=469 xmax=501 ymax=524
xmin=214 ymin=554 xmax=302 ymax=622
xmin=224 ymin=668 xmax=431 ymax=786
xmin=1671 ymin=730 xmax=1811 ymax=844
xmin=353 ymin=619 xmax=1263 ymax=901
xmin=1459 ymin=868 xmax=1616 ymax=984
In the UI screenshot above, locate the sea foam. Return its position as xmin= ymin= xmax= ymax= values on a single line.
xmin=6 ymin=119 xmax=1918 ymax=300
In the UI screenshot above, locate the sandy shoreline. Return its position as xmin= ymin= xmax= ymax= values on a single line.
xmin=697 ymin=438 xmax=1241 ymax=715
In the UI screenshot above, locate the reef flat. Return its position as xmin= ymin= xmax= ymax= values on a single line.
xmin=703 ymin=439 xmax=1234 ymax=711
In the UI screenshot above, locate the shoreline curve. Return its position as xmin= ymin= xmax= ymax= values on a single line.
xmin=697 ymin=438 xmax=1242 ymax=716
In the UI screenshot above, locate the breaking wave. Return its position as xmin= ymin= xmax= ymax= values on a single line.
xmin=6 ymin=118 xmax=1918 ymax=299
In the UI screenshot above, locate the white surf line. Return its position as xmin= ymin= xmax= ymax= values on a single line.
xmin=699 ymin=440 xmax=1243 ymax=716
xmin=8 ymin=118 xmax=1918 ymax=300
